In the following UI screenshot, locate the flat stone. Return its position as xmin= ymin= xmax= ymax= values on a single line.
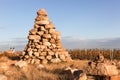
xmin=34 ymin=52 xmax=39 ymax=57
xmin=15 ymin=60 xmax=27 ymax=68
xmin=51 ymin=58 xmax=61 ymax=63
xmin=49 ymin=29 xmax=55 ymax=34
xmin=35 ymin=20 xmax=49 ymax=25
xmin=28 ymin=35 xmax=40 ymax=40
xmin=37 ymin=9 xmax=48 ymax=16
xmin=43 ymin=42 xmax=51 ymax=46
xmin=37 ymin=64 xmax=45 ymax=70
xmin=0 ymin=74 xmax=7 ymax=80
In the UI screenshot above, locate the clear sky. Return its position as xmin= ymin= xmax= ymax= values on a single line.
xmin=0 ymin=0 xmax=120 ymax=50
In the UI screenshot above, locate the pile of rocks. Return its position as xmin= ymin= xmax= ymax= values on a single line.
xmin=22 ymin=9 xmax=71 ymax=64
xmin=87 ymin=54 xmax=119 ymax=79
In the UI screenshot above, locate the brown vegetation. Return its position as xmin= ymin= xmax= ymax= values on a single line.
xmin=0 ymin=51 xmax=22 ymax=60
xmin=68 ymin=48 xmax=120 ymax=60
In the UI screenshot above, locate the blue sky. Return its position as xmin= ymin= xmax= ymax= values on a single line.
xmin=0 ymin=0 xmax=120 ymax=50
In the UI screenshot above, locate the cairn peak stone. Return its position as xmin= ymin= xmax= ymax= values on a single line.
xmin=22 ymin=9 xmax=72 ymax=64
xmin=37 ymin=9 xmax=48 ymax=16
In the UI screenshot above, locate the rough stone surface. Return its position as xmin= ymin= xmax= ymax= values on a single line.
xmin=110 ymin=75 xmax=120 ymax=80
xmin=0 ymin=74 xmax=7 ymax=80
xmin=15 ymin=60 xmax=27 ymax=68
xmin=87 ymin=54 xmax=119 ymax=76
xmin=64 ymin=66 xmax=87 ymax=80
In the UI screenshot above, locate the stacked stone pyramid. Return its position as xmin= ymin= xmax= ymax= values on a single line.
xmin=22 ymin=9 xmax=72 ymax=64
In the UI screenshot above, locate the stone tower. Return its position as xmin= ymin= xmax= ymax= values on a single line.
xmin=22 ymin=9 xmax=72 ymax=64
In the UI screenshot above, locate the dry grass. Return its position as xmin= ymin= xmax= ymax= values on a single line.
xmin=0 ymin=50 xmax=119 ymax=80
xmin=0 ymin=51 xmax=88 ymax=80
xmin=0 ymin=59 xmax=87 ymax=80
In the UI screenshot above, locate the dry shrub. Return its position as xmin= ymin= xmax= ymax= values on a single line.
xmin=22 ymin=65 xmax=57 ymax=80
xmin=0 ymin=51 xmax=21 ymax=60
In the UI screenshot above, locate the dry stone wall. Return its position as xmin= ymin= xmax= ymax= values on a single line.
xmin=22 ymin=9 xmax=72 ymax=64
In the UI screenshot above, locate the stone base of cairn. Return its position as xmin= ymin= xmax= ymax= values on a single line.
xmin=22 ymin=9 xmax=72 ymax=64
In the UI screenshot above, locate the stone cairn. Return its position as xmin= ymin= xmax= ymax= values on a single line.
xmin=22 ymin=9 xmax=72 ymax=64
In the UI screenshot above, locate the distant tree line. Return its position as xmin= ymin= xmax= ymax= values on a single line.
xmin=68 ymin=48 xmax=120 ymax=60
